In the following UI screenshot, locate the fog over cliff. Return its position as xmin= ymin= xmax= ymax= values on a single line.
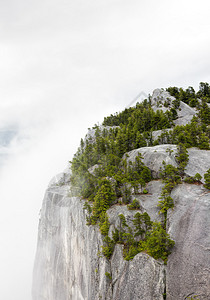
xmin=0 ymin=114 xmax=103 ymax=300
xmin=0 ymin=0 xmax=210 ymax=299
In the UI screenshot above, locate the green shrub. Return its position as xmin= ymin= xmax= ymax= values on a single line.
xmin=99 ymin=213 xmax=110 ymax=236
xmin=176 ymin=143 xmax=189 ymax=176
xmin=132 ymin=212 xmax=145 ymax=238
xmin=92 ymin=179 xmax=116 ymax=221
xmin=112 ymin=228 xmax=119 ymax=243
xmin=105 ymin=272 xmax=112 ymax=280
xmin=194 ymin=173 xmax=202 ymax=182
xmin=119 ymin=214 xmax=128 ymax=227
xmin=101 ymin=236 xmax=114 ymax=259
xmin=139 ymin=222 xmax=175 ymax=262
xmin=83 ymin=202 xmax=92 ymax=225
xmin=124 ymin=245 xmax=139 ymax=261
xmin=184 ymin=176 xmax=195 ymax=184
xmin=127 ymin=199 xmax=140 ymax=210
xmin=204 ymin=168 xmax=210 ymax=189
xmin=184 ymin=173 xmax=202 ymax=184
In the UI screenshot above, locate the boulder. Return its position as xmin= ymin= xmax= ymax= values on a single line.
xmin=125 ymin=144 xmax=178 ymax=178
xmin=151 ymin=89 xmax=197 ymax=126
xmin=125 ymin=144 xmax=210 ymax=182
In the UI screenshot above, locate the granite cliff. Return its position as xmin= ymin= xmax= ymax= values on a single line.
xmin=33 ymin=87 xmax=210 ymax=300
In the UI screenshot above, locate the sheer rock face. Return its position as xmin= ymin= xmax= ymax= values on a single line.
xmin=32 ymin=178 xmax=210 ymax=300
xmin=32 ymin=83 xmax=210 ymax=300
xmin=33 ymin=145 xmax=210 ymax=300
xmin=32 ymin=183 xmax=165 ymax=300
xmin=111 ymin=246 xmax=165 ymax=300
xmin=32 ymin=185 xmax=108 ymax=300
xmin=167 ymin=184 xmax=210 ymax=300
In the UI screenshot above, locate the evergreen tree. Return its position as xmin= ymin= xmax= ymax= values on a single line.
xmin=139 ymin=222 xmax=175 ymax=261
xmin=204 ymin=169 xmax=210 ymax=189
xmin=92 ymin=179 xmax=115 ymax=221
xmin=99 ymin=213 xmax=110 ymax=236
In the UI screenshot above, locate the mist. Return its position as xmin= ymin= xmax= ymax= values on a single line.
xmin=0 ymin=0 xmax=210 ymax=299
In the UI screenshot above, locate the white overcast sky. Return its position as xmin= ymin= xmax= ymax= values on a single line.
xmin=0 ymin=1 xmax=210 ymax=299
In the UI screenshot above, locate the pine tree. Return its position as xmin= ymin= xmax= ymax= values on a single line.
xmin=133 ymin=212 xmax=145 ymax=238
xmin=204 ymin=169 xmax=210 ymax=189
xmin=139 ymin=222 xmax=175 ymax=261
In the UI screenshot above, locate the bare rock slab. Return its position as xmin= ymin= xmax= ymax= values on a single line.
xmin=167 ymin=184 xmax=210 ymax=300
xmin=111 ymin=245 xmax=165 ymax=300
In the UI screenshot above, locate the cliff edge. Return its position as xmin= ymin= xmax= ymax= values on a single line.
xmin=33 ymin=86 xmax=210 ymax=300
xmin=32 ymin=146 xmax=210 ymax=300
